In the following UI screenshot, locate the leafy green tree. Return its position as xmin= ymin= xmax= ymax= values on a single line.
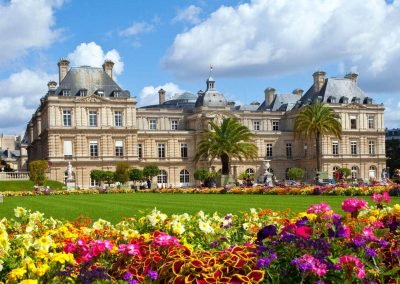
xmin=294 ymin=102 xmax=342 ymax=171
xmin=114 ymin=162 xmax=131 ymax=184
xmin=338 ymin=168 xmax=351 ymax=178
xmin=193 ymin=168 xmax=209 ymax=183
xmin=194 ymin=117 xmax=258 ymax=175
xmin=129 ymin=168 xmax=144 ymax=183
xmin=29 ymin=160 xmax=48 ymax=186
xmin=103 ymin=171 xmax=115 ymax=186
xmin=90 ymin=169 xmax=115 ymax=187
xmin=287 ymin=167 xmax=305 ymax=180
xmin=143 ymin=165 xmax=160 ymax=179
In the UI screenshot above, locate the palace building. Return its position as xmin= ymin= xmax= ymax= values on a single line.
xmin=24 ymin=59 xmax=386 ymax=188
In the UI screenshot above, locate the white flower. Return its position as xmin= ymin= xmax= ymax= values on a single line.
xmin=199 ymin=220 xmax=214 ymax=234
xmin=93 ymin=219 xmax=112 ymax=230
xmin=14 ymin=207 xmax=27 ymax=218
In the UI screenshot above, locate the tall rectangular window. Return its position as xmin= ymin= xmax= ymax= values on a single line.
xmin=114 ymin=111 xmax=122 ymax=127
xmin=332 ymin=141 xmax=339 ymax=156
xmin=351 ymin=141 xmax=357 ymax=155
xmin=171 ymin=120 xmax=178 ymax=130
xmin=89 ymin=141 xmax=98 ymax=157
xmin=63 ymin=140 xmax=72 ymax=159
xmin=181 ymin=143 xmax=188 ymax=158
xmin=369 ymin=141 xmax=375 ymax=155
xmin=149 ymin=119 xmax=157 ymax=130
xmin=158 ymin=143 xmax=165 ymax=159
xmin=350 ymin=116 xmax=357 ymax=129
xmin=304 ymin=143 xmax=308 ymax=157
xmin=266 ymin=144 xmax=272 ymax=157
xmin=272 ymin=121 xmax=279 ymax=131
xmin=63 ymin=110 xmax=71 ymax=126
xmin=115 ymin=140 xmax=123 ymax=157
xmin=138 ymin=144 xmax=143 ymax=159
xmin=286 ymin=143 xmax=292 ymax=159
xmin=368 ymin=115 xmax=375 ymax=129
xmin=253 ymin=121 xmax=260 ymax=131
xmin=89 ymin=111 xmax=97 ymax=127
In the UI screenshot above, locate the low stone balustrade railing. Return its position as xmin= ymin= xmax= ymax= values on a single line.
xmin=0 ymin=172 xmax=30 ymax=180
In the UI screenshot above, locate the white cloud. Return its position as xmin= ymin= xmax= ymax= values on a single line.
xmin=384 ymin=98 xmax=400 ymax=129
xmin=163 ymin=0 xmax=400 ymax=92
xmin=138 ymin=83 xmax=184 ymax=106
xmin=67 ymin=42 xmax=124 ymax=77
xmin=0 ymin=0 xmax=63 ymax=65
xmin=0 ymin=69 xmax=55 ymax=134
xmin=173 ymin=5 xmax=202 ymax=25
xmin=119 ymin=22 xmax=154 ymax=37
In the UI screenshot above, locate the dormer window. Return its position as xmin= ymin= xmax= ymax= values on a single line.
xmin=328 ymin=96 xmax=336 ymax=103
xmin=96 ymin=90 xmax=104 ymax=97
xmin=113 ymin=90 xmax=120 ymax=97
xmin=364 ymin=97 xmax=373 ymax=104
xmin=79 ymin=89 xmax=87 ymax=97
xmin=62 ymin=89 xmax=70 ymax=96
xmin=352 ymin=97 xmax=360 ymax=104
xmin=340 ymin=96 xmax=348 ymax=104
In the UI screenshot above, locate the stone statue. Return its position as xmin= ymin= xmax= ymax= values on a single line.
xmin=67 ymin=162 xmax=73 ymax=180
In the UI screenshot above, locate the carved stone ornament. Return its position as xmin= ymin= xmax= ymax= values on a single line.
xmin=76 ymin=95 xmax=105 ymax=103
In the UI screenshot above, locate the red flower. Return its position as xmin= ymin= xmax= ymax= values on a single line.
xmin=295 ymin=226 xmax=313 ymax=238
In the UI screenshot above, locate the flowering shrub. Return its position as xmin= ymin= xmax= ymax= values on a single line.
xmin=0 ymin=196 xmax=399 ymax=282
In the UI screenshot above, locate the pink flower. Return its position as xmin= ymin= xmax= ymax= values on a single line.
xmin=338 ymin=255 xmax=366 ymax=279
xmin=295 ymin=226 xmax=313 ymax=239
xmin=118 ymin=243 xmax=141 ymax=255
xmin=64 ymin=241 xmax=77 ymax=253
xmin=371 ymin=192 xmax=390 ymax=204
xmin=90 ymin=240 xmax=113 ymax=256
xmin=341 ymin=198 xmax=368 ymax=213
xmin=307 ymin=202 xmax=331 ymax=215
xmin=292 ymin=254 xmax=327 ymax=277
xmin=153 ymin=231 xmax=179 ymax=246
xmin=361 ymin=226 xmax=377 ymax=241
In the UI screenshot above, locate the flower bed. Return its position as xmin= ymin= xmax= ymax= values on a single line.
xmin=1 ymin=193 xmax=399 ymax=283
xmin=2 ymin=184 xmax=400 ymax=197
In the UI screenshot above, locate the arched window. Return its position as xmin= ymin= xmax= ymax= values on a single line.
xmin=157 ymin=170 xmax=168 ymax=184
xmin=351 ymin=166 xmax=358 ymax=179
xmin=333 ymin=166 xmax=339 ymax=179
xmin=180 ymin=170 xmax=190 ymax=183
xmin=369 ymin=165 xmax=377 ymax=179
xmin=246 ymin=168 xmax=255 ymax=177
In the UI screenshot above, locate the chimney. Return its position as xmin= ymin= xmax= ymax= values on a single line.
xmin=264 ymin=87 xmax=276 ymax=106
xmin=292 ymin=88 xmax=304 ymax=97
xmin=102 ymin=59 xmax=114 ymax=79
xmin=158 ymin=88 xmax=166 ymax=104
xmin=58 ymin=58 xmax=70 ymax=83
xmin=312 ymin=71 xmax=326 ymax=93
xmin=345 ymin=72 xmax=358 ymax=84
xmin=47 ymin=80 xmax=57 ymax=91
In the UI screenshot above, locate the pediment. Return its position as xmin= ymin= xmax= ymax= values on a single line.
xmin=75 ymin=95 xmax=108 ymax=103
xmin=342 ymin=102 xmax=367 ymax=109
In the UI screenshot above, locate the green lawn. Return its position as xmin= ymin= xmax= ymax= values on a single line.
xmin=0 ymin=180 xmax=65 ymax=191
xmin=1 ymin=193 xmax=397 ymax=224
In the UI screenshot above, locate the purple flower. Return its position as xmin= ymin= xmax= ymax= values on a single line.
xmin=270 ymin=253 xmax=278 ymax=259
xmin=148 ymin=270 xmax=158 ymax=280
xmin=122 ymin=272 xmax=132 ymax=281
xmin=209 ymin=241 xmax=218 ymax=247
xmin=296 ymin=216 xmax=309 ymax=227
xmin=365 ymin=247 xmax=377 ymax=257
xmin=129 ymin=280 xmax=138 ymax=284
xmin=257 ymin=225 xmax=277 ymax=241
xmin=256 ymin=257 xmax=271 ymax=269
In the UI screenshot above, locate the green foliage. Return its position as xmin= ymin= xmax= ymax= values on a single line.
xmin=143 ymin=164 xmax=160 ymax=178
xmin=29 ymin=160 xmax=48 ymax=186
xmin=294 ymin=102 xmax=342 ymax=171
xmin=338 ymin=168 xmax=351 ymax=178
xmin=129 ymin=168 xmax=144 ymax=182
xmin=238 ymin=172 xmax=252 ymax=180
xmin=194 ymin=117 xmax=258 ymax=175
xmin=193 ymin=168 xmax=209 ymax=181
xmin=287 ymin=167 xmax=305 ymax=180
xmin=90 ymin=169 xmax=115 ymax=185
xmin=114 ymin=162 xmax=131 ymax=184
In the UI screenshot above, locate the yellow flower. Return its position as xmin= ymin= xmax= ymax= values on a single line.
xmin=392 ymin=204 xmax=400 ymax=216
xmin=35 ymin=263 xmax=50 ymax=277
xmin=14 ymin=207 xmax=28 ymax=218
xmin=93 ymin=219 xmax=111 ymax=230
xmin=369 ymin=216 xmax=377 ymax=223
xmin=8 ymin=267 xmax=27 ymax=281
xmin=297 ymin=212 xmax=317 ymax=221
xmin=33 ymin=235 xmax=53 ymax=251
xmin=50 ymin=252 xmax=75 ymax=264
xmin=0 ymin=230 xmax=9 ymax=255
xmin=369 ymin=209 xmax=379 ymax=217
xmin=171 ymin=221 xmax=185 ymax=235
xmin=20 ymin=280 xmax=38 ymax=284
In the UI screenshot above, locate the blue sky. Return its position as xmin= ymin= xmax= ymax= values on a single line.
xmin=0 ymin=0 xmax=400 ymax=135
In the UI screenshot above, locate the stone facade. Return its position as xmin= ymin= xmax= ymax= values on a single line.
xmin=24 ymin=60 xmax=386 ymax=188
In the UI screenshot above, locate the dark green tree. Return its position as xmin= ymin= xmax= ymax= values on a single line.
xmin=193 ymin=168 xmax=209 ymax=184
xmin=129 ymin=168 xmax=144 ymax=183
xmin=287 ymin=167 xmax=305 ymax=181
xmin=114 ymin=162 xmax=131 ymax=184
xmin=194 ymin=117 xmax=258 ymax=175
xmin=294 ymin=102 xmax=342 ymax=171
xmin=29 ymin=160 xmax=48 ymax=186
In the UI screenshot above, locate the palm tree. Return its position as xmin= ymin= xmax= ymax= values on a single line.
xmin=294 ymin=101 xmax=342 ymax=171
xmin=194 ymin=117 xmax=258 ymax=175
